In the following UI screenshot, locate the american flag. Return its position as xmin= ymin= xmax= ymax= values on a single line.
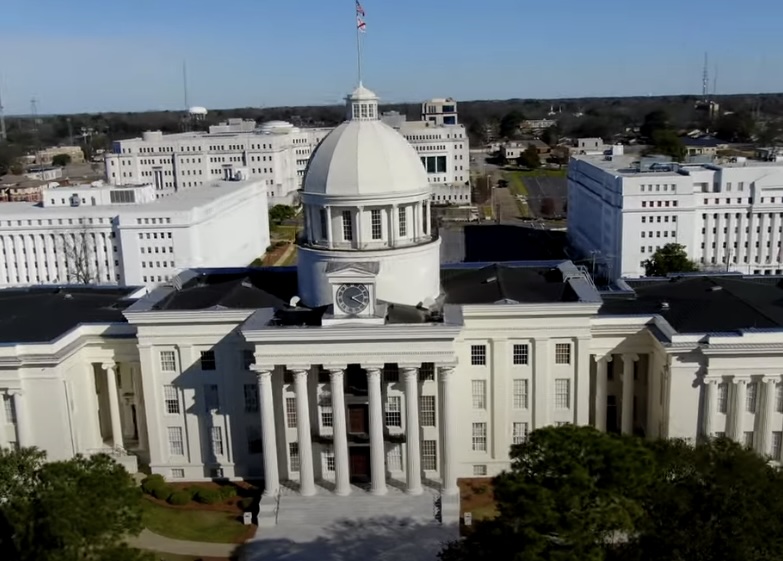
xmin=355 ymin=1 xmax=365 ymax=16
xmin=357 ymin=16 xmax=366 ymax=32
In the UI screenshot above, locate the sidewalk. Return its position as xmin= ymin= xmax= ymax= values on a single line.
xmin=128 ymin=529 xmax=239 ymax=558
xmin=273 ymin=244 xmax=296 ymax=266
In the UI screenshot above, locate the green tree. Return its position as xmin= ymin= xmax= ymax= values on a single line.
xmin=51 ymin=153 xmax=72 ymax=167
xmin=640 ymin=109 xmax=670 ymax=140
xmin=0 ymin=142 xmax=22 ymax=176
xmin=440 ymin=426 xmax=654 ymax=561
xmin=650 ymin=129 xmax=686 ymax=161
xmin=629 ymin=437 xmax=783 ymax=561
xmin=715 ymin=112 xmax=755 ymax=143
xmin=499 ymin=110 xmax=525 ymax=139
xmin=268 ymin=204 xmax=296 ymax=225
xmin=540 ymin=124 xmax=560 ymax=147
xmin=516 ymin=144 xmax=541 ymax=169
xmin=643 ymin=243 xmax=698 ymax=276
xmin=0 ymin=447 xmax=153 ymax=561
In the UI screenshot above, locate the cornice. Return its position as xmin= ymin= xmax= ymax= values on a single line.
xmin=702 ymin=343 xmax=783 ymax=356
xmin=125 ymin=309 xmax=254 ymax=325
xmin=462 ymin=302 xmax=601 ymax=318
xmin=243 ymin=323 xmax=461 ymax=343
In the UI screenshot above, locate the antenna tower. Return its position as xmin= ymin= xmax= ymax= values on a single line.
xmin=182 ymin=60 xmax=189 ymax=110
xmin=0 ymin=81 xmax=6 ymax=141
xmin=702 ymin=52 xmax=709 ymax=101
xmin=30 ymin=98 xmax=39 ymax=133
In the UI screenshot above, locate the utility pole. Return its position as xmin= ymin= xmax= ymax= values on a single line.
xmin=0 ymin=78 xmax=6 ymax=141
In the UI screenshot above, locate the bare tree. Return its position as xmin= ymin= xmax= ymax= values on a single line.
xmin=59 ymin=226 xmax=99 ymax=284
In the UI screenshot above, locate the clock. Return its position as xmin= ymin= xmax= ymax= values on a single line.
xmin=335 ymin=283 xmax=370 ymax=315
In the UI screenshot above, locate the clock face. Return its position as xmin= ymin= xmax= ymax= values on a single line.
xmin=335 ymin=283 xmax=370 ymax=315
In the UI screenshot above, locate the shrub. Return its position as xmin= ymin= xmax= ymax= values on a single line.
xmin=194 ymin=488 xmax=222 ymax=504
xmin=239 ymin=496 xmax=256 ymax=512
xmin=219 ymin=486 xmax=237 ymax=500
xmin=152 ymin=485 xmax=173 ymax=501
xmin=141 ymin=474 xmax=166 ymax=495
xmin=167 ymin=491 xmax=191 ymax=506
xmin=183 ymin=487 xmax=200 ymax=500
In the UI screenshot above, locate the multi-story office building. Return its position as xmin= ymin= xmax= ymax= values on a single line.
xmin=0 ymin=178 xmax=269 ymax=287
xmin=105 ymin=97 xmax=471 ymax=206
xmin=568 ymin=152 xmax=783 ymax=278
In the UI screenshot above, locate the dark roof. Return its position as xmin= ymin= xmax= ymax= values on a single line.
xmin=600 ymin=275 xmax=783 ymax=333
xmin=0 ymin=286 xmax=136 ymax=344
xmin=442 ymin=263 xmax=579 ymax=304
xmin=153 ymin=268 xmax=299 ymax=311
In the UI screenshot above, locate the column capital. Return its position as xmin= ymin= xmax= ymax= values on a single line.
xmin=763 ymin=375 xmax=781 ymax=385
xmin=364 ymin=365 xmax=383 ymax=376
xmin=251 ymin=366 xmax=273 ymax=381
xmin=597 ymin=354 xmax=613 ymax=363
xmin=326 ymin=365 xmax=347 ymax=373
xmin=101 ymin=362 xmax=116 ymax=373
xmin=401 ymin=366 xmax=418 ymax=380
xmin=292 ymin=369 xmax=309 ymax=381
xmin=622 ymin=353 xmax=639 ymax=362
xmin=703 ymin=376 xmax=721 ymax=386
xmin=733 ymin=378 xmax=749 ymax=385
xmin=438 ymin=365 xmax=456 ymax=378
xmin=4 ymin=388 xmax=22 ymax=397
xmin=329 ymin=368 xmax=345 ymax=381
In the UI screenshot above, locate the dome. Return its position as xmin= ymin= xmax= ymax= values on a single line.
xmin=303 ymin=85 xmax=429 ymax=197
xmin=258 ymin=120 xmax=296 ymax=134
xmin=188 ymin=106 xmax=208 ymax=115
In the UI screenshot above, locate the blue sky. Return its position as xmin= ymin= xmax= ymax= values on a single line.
xmin=1 ymin=0 xmax=782 ymax=114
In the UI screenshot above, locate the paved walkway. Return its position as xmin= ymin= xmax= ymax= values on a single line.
xmin=128 ymin=529 xmax=239 ymax=558
xmin=272 ymin=244 xmax=296 ymax=266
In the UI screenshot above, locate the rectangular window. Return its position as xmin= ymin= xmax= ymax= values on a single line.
xmin=247 ymin=426 xmax=263 ymax=454
xmin=200 ymin=350 xmax=216 ymax=371
xmin=743 ymin=431 xmax=754 ymax=448
xmin=554 ymin=379 xmax=570 ymax=409
xmin=420 ymin=395 xmax=436 ymax=426
xmin=472 ymin=422 xmax=487 ymax=451
xmin=555 ymin=343 xmax=571 ymax=365
xmin=512 ymin=344 xmax=529 ymax=365
xmin=289 ymin=442 xmax=300 ymax=472
xmin=323 ymin=450 xmax=335 ymax=472
xmin=163 ymin=385 xmax=180 ymax=414
xmin=398 ymin=207 xmax=407 ymax=237
xmin=383 ymin=363 xmax=399 ymax=383
xmin=3 ymin=395 xmax=16 ymax=424
xmin=512 ymin=422 xmax=529 ymax=444
xmin=341 ymin=210 xmax=353 ymax=241
xmin=512 ymin=379 xmax=528 ymax=409
xmin=772 ymin=432 xmax=782 ymax=461
xmin=422 ymin=440 xmax=437 ymax=470
xmin=204 ymin=384 xmax=219 ymax=412
xmin=471 ymin=380 xmax=486 ymax=409
xmin=473 ymin=464 xmax=487 ymax=476
xmin=387 ymin=444 xmax=403 ymax=471
xmin=171 ymin=468 xmax=185 ymax=479
xmin=385 ymin=395 xmax=402 ymax=427
xmin=320 ymin=399 xmax=334 ymax=428
xmin=243 ymin=384 xmax=258 ymax=413
xmin=471 ymin=345 xmax=487 ymax=366
xmin=371 ymin=209 xmax=382 ymax=240
xmin=777 ymin=383 xmax=783 ymax=413
xmin=746 ymin=382 xmax=758 ymax=413
xmin=160 ymin=350 xmax=176 ymax=371
xmin=167 ymin=427 xmax=184 ymax=456
xmin=210 ymin=426 xmax=224 ymax=456
xmin=718 ymin=383 xmax=729 ymax=413
xmin=319 ymin=208 xmax=328 ymax=240
xmin=420 ymin=362 xmax=435 ymax=381
xmin=285 ymin=397 xmax=297 ymax=428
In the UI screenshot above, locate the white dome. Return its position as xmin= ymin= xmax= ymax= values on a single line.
xmin=303 ymin=86 xmax=429 ymax=197
xmin=259 ymin=120 xmax=295 ymax=134
xmin=188 ymin=106 xmax=208 ymax=115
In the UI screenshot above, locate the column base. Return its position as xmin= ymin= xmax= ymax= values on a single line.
xmin=334 ymin=485 xmax=352 ymax=497
xmin=299 ymin=485 xmax=317 ymax=497
xmin=370 ymin=485 xmax=388 ymax=496
xmin=406 ymin=486 xmax=423 ymax=496
xmin=442 ymin=485 xmax=459 ymax=496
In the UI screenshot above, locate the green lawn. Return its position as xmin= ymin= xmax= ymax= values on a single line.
xmin=503 ymin=171 xmax=528 ymax=196
xmin=270 ymin=224 xmax=298 ymax=241
xmin=141 ymin=499 xmax=247 ymax=544
xmin=151 ymin=554 xmax=228 ymax=561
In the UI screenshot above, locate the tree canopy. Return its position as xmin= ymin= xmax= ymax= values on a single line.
xmin=499 ymin=111 xmax=525 ymax=139
xmin=643 ymin=243 xmax=699 ymax=276
xmin=516 ymin=144 xmax=541 ymax=169
xmin=441 ymin=427 xmax=783 ymax=561
xmin=0 ymin=447 xmax=153 ymax=561
xmin=268 ymin=204 xmax=297 ymax=225
xmin=52 ymin=153 xmax=72 ymax=167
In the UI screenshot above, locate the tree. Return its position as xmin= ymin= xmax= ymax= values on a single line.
xmin=0 ymin=447 xmax=153 ymax=561
xmin=51 ymin=153 xmax=72 ymax=167
xmin=643 ymin=243 xmax=698 ymax=276
xmin=540 ymin=124 xmax=560 ymax=147
xmin=269 ymin=204 xmax=296 ymax=225
xmin=650 ymin=129 xmax=686 ymax=161
xmin=629 ymin=437 xmax=783 ymax=561
xmin=715 ymin=112 xmax=755 ymax=143
xmin=60 ymin=226 xmax=100 ymax=284
xmin=440 ymin=426 xmax=654 ymax=561
xmin=640 ymin=109 xmax=670 ymax=140
xmin=499 ymin=110 xmax=525 ymax=139
xmin=516 ymin=144 xmax=541 ymax=170
xmin=0 ymin=142 xmax=22 ymax=176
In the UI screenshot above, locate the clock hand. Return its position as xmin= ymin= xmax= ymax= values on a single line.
xmin=351 ymin=295 xmax=364 ymax=304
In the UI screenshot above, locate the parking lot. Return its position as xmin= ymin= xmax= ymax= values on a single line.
xmin=519 ymin=175 xmax=567 ymax=218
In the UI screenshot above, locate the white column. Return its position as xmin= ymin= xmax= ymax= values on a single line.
xmin=389 ymin=205 xmax=398 ymax=248
xmin=438 ymin=365 xmax=458 ymax=496
xmin=355 ymin=207 xmax=363 ymax=248
xmin=425 ymin=200 xmax=432 ymax=236
xmin=366 ymin=366 xmax=387 ymax=495
xmin=621 ymin=354 xmax=638 ymax=435
xmin=402 ymin=366 xmax=422 ymax=495
xmin=325 ymin=206 xmax=333 ymax=249
xmin=254 ymin=367 xmax=279 ymax=497
xmin=101 ymin=363 xmax=124 ymax=449
xmin=703 ymin=378 xmax=717 ymax=438
xmin=329 ymin=368 xmax=351 ymax=496
xmin=292 ymin=368 xmax=316 ymax=496
xmin=10 ymin=391 xmax=32 ymax=447
xmin=757 ymin=378 xmax=776 ymax=455
xmin=595 ymin=355 xmax=611 ymax=432
xmin=732 ymin=378 xmax=747 ymax=441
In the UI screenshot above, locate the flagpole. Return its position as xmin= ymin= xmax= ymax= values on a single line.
xmin=356 ymin=7 xmax=363 ymax=85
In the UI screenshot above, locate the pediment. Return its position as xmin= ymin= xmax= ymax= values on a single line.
xmin=325 ymin=261 xmax=380 ymax=280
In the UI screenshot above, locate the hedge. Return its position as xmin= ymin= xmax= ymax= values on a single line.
xmin=194 ymin=488 xmax=222 ymax=504
xmin=167 ymin=491 xmax=191 ymax=506
xmin=141 ymin=474 xmax=167 ymax=495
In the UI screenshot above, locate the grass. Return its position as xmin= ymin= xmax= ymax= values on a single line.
xmin=151 ymin=554 xmax=229 ymax=561
xmin=141 ymin=499 xmax=247 ymax=544
xmin=270 ymin=224 xmax=298 ymax=241
xmin=280 ymin=245 xmax=298 ymax=266
xmin=503 ymin=171 xmax=529 ymax=196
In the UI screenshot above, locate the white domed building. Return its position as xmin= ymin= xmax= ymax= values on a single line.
xmin=297 ymin=84 xmax=441 ymax=311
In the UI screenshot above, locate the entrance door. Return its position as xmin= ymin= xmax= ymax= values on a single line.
xmin=349 ymin=447 xmax=371 ymax=482
xmin=348 ymin=405 xmax=368 ymax=434
xmin=607 ymin=395 xmax=619 ymax=433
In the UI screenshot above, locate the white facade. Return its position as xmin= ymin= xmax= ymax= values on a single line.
xmin=106 ymin=103 xmax=470 ymax=207
xmin=568 ymin=154 xmax=783 ymax=278
xmin=0 ymin=178 xmax=269 ymax=288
